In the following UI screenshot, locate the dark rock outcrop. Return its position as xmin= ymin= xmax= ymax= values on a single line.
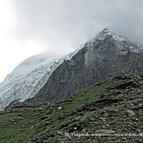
xmin=25 ymin=29 xmax=143 ymax=103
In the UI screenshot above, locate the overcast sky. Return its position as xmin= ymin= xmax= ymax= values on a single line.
xmin=0 ymin=0 xmax=143 ymax=83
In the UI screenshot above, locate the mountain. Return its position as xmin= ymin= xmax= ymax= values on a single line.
xmin=0 ymin=74 xmax=143 ymax=143
xmin=1 ymin=28 xmax=143 ymax=142
xmin=1 ymin=28 xmax=143 ymax=109
xmin=0 ymin=53 xmax=62 ymax=110
xmin=25 ymin=28 xmax=143 ymax=104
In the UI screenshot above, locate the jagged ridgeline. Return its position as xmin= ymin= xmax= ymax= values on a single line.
xmin=25 ymin=28 xmax=143 ymax=104
xmin=0 ymin=28 xmax=143 ymax=109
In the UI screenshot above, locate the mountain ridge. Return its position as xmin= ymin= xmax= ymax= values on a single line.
xmin=24 ymin=28 xmax=143 ymax=104
xmin=1 ymin=28 xmax=143 ymax=109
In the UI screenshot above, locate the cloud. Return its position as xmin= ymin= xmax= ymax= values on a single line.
xmin=11 ymin=0 xmax=143 ymax=53
xmin=0 ymin=0 xmax=143 ymax=82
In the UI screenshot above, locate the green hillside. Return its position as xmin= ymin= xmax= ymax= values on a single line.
xmin=0 ymin=75 xmax=143 ymax=143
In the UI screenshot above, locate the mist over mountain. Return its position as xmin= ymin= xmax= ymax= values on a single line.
xmin=25 ymin=28 xmax=143 ymax=104
xmin=0 ymin=1 xmax=143 ymax=142
xmin=12 ymin=0 xmax=143 ymax=55
xmin=1 ymin=0 xmax=143 ymax=85
xmin=1 ymin=28 xmax=143 ymax=110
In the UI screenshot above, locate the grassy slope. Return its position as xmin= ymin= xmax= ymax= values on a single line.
xmin=0 ymin=75 xmax=143 ymax=143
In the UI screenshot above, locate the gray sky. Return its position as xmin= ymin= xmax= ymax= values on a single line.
xmin=0 ymin=0 xmax=143 ymax=82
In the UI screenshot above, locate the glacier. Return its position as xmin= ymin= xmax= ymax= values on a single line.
xmin=0 ymin=53 xmax=62 ymax=110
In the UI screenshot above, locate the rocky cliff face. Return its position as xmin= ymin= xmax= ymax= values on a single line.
xmin=26 ymin=29 xmax=143 ymax=103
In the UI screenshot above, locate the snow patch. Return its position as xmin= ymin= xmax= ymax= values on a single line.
xmin=95 ymin=28 xmax=126 ymax=42
xmin=0 ymin=47 xmax=82 ymax=110
xmin=0 ymin=53 xmax=61 ymax=109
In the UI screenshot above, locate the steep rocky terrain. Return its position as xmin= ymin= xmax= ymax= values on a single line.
xmin=0 ymin=74 xmax=143 ymax=143
xmin=1 ymin=29 xmax=143 ymax=109
xmin=27 ymin=29 xmax=143 ymax=103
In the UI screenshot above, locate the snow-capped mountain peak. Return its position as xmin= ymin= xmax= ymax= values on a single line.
xmin=1 ymin=28 xmax=143 ymax=110
xmin=85 ymin=28 xmax=142 ymax=56
xmin=95 ymin=28 xmax=126 ymax=42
